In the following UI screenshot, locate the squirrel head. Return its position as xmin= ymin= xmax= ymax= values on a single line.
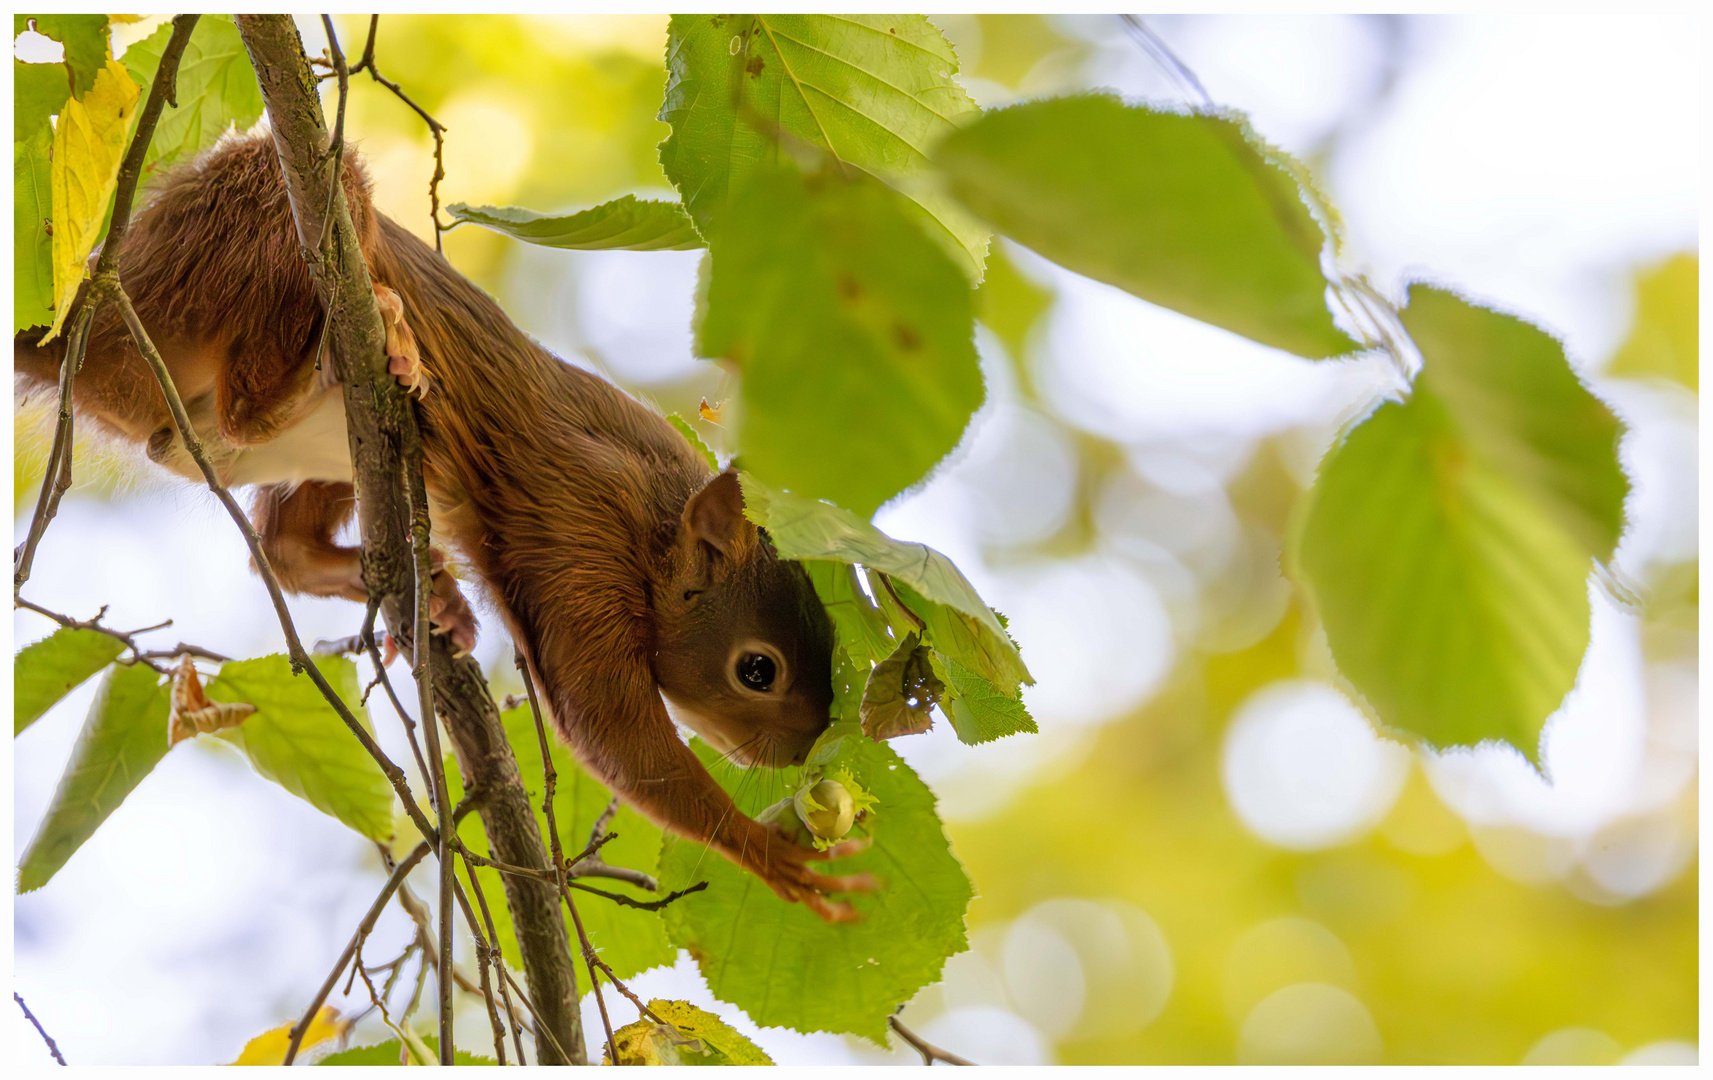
xmin=653 ymin=470 xmax=835 ymax=767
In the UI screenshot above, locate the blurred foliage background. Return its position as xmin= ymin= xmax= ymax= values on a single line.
xmin=14 ymin=13 xmax=1697 ymax=1066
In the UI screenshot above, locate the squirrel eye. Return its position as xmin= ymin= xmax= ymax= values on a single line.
xmin=735 ymin=652 xmax=776 ymax=692
xmin=683 ymin=589 xmax=699 ymax=602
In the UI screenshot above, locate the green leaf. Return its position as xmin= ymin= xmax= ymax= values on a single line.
xmin=206 ymin=655 xmax=395 ymax=841
xmin=14 ymin=62 xmax=69 ymax=330
xmin=16 ymin=15 xmax=107 ymax=98
xmin=446 ymin=705 xmax=675 ymax=980
xmin=659 ymin=13 xmax=988 ymax=277
xmin=607 ymin=1000 xmax=775 ymax=1065
xmin=885 ymin=575 xmax=1031 ymax=698
xmin=700 ymin=166 xmax=982 ymax=518
xmin=742 ymin=475 xmax=1030 ymax=691
xmin=657 ymin=724 xmax=972 ymax=1041
xmin=316 ymin=1035 xmax=496 ymax=1066
xmin=14 ymin=626 xmax=125 ymax=734
xmin=14 ymin=122 xmax=56 ymax=331
xmin=668 ymin=412 xmax=720 ymax=470
xmin=17 ymin=662 xmax=170 ymax=892
xmin=122 ymin=14 xmax=263 ymax=183
xmin=805 ymin=560 xmax=898 ymax=669
xmin=933 ymin=94 xmax=1357 ymax=359
xmin=1400 ymin=285 xmax=1627 ymax=561
xmin=15 ymin=60 xmax=71 ymax=141
xmin=1296 ymin=286 xmax=1628 ymax=762
xmin=977 ymin=240 xmax=1053 ymax=365
xmin=1608 ymin=253 xmax=1697 ymax=393
xmin=447 ymin=196 xmax=703 ymax=250
xmin=940 ymin=653 xmax=1037 ymax=745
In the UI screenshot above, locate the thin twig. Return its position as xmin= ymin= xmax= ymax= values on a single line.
xmin=14 ymin=306 xmax=92 ymax=592
xmin=112 ymin=283 xmax=438 ymax=846
xmin=405 ymin=435 xmax=456 ymax=1065
xmin=345 ymin=15 xmax=449 ymax=250
xmin=12 ymin=597 xmax=232 ymax=674
xmin=395 ymin=879 xmax=490 ymax=1001
xmin=515 ymin=650 xmax=614 ymax=1065
xmin=457 ymin=850 xmax=527 ymax=1065
xmin=447 ymin=861 xmax=509 ymax=1065
xmin=564 ymin=888 xmax=618 ymax=1065
xmin=568 ymin=878 xmax=709 ymax=912
xmin=308 ymin=15 xmax=348 ymax=375
xmin=137 ymin=643 xmax=232 ymax=664
xmin=569 ymin=796 xmax=660 ymax=889
xmin=359 ymin=600 xmax=435 ymax=799
xmin=15 ymin=993 xmax=66 ymax=1065
xmin=890 ymin=1013 xmax=973 ymax=1066
xmin=501 ymin=965 xmax=574 ymax=1066
xmin=1117 ymin=15 xmax=1211 ymax=108
xmin=283 ymin=841 xmax=430 ymax=1065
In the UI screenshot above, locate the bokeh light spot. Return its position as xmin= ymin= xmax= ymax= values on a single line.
xmin=1521 ymin=1027 xmax=1624 ymax=1065
xmin=1236 ymin=982 xmax=1383 ymax=1065
xmin=1222 ymin=917 xmax=1356 ymax=1021
xmin=1222 ymin=680 xmax=1411 ymax=849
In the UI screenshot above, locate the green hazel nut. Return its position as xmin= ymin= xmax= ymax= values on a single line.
xmin=794 ymin=779 xmax=856 ymax=841
xmin=757 ymin=796 xmax=812 ymax=846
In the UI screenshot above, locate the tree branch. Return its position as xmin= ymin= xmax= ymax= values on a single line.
xmin=234 ymin=15 xmax=582 ymax=1064
xmin=283 ymin=841 xmax=431 ymax=1065
xmin=890 ymin=1013 xmax=973 ymax=1066
xmin=12 ymin=597 xmax=232 ymax=674
xmin=15 ymin=992 xmax=67 ymax=1066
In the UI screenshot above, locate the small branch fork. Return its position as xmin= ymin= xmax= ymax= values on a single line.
xmin=517 ymin=650 xmax=615 ymax=1064
xmin=15 ymin=993 xmax=67 ymax=1066
xmin=13 ymin=597 xmax=229 ymax=674
xmin=890 ymin=1011 xmax=973 ymax=1066
xmin=510 ymin=650 xmax=708 ymax=1061
xmin=312 ymin=15 xmax=450 ymax=250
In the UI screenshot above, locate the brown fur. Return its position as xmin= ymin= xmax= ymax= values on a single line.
xmin=15 ymin=131 xmax=863 ymax=919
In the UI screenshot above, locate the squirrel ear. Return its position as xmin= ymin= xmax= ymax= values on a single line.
xmin=683 ymin=469 xmax=755 ymax=556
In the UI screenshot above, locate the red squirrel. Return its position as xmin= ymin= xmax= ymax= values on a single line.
xmin=15 ymin=130 xmax=874 ymax=921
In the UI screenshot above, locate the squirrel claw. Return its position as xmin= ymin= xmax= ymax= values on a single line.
xmin=373 ymin=283 xmax=427 ymax=398
xmin=374 ymin=555 xmax=479 ymax=661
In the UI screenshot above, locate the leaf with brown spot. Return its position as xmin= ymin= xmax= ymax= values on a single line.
xmin=860 ymin=631 xmax=943 ymax=740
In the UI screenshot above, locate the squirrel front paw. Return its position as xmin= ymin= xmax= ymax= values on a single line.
xmin=379 ymin=552 xmax=478 ymax=662
xmin=731 ymin=819 xmax=878 ymax=923
xmin=372 ymin=283 xmax=428 ymax=398
xmin=427 ymin=560 xmax=478 ymax=657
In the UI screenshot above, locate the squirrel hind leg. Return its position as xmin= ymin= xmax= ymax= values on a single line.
xmin=252 ymin=480 xmax=366 ymax=602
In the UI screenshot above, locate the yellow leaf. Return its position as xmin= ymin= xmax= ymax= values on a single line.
xmin=1608 ymin=253 xmax=1698 ymax=393
xmin=228 ymin=1006 xmax=347 ymax=1065
xmin=45 ymin=57 xmax=139 ymax=343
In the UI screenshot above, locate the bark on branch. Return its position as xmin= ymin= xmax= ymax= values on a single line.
xmin=234 ymin=15 xmax=583 ymax=1065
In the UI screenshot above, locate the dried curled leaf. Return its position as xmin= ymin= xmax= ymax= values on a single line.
xmin=698 ymin=396 xmax=724 ymax=425
xmin=860 ymin=632 xmax=944 ymax=740
xmin=168 ymin=654 xmax=254 ymax=747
